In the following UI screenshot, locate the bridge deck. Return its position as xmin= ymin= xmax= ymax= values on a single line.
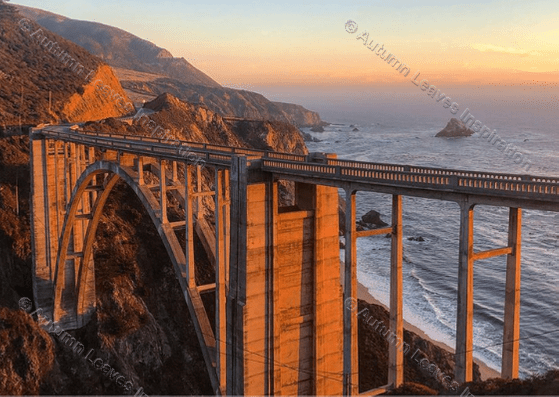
xmin=37 ymin=127 xmax=559 ymax=212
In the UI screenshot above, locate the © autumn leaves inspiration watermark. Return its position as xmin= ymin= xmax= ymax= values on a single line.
xmin=18 ymin=297 xmax=149 ymax=397
xmin=344 ymin=297 xmax=475 ymax=396
xmin=344 ymin=20 xmax=532 ymax=172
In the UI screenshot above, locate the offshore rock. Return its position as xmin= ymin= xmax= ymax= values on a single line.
xmin=435 ymin=118 xmax=474 ymax=137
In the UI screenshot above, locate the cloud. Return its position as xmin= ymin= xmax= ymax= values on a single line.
xmin=471 ymin=43 xmax=541 ymax=56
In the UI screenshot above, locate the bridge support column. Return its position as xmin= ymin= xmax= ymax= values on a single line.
xmin=227 ymin=156 xmax=248 ymax=396
xmin=388 ymin=195 xmax=404 ymax=388
xmin=31 ymin=132 xmax=97 ymax=329
xmin=136 ymin=156 xmax=144 ymax=185
xmin=502 ymin=208 xmax=522 ymax=379
xmin=160 ymin=160 xmax=168 ymax=223
xmin=184 ymin=164 xmax=196 ymax=288
xmin=343 ymin=189 xmax=358 ymax=395
xmin=228 ymin=156 xmax=343 ymax=395
xmin=30 ymin=135 xmax=56 ymax=316
xmin=455 ymin=202 xmax=475 ymax=383
xmin=215 ymin=168 xmax=228 ymax=393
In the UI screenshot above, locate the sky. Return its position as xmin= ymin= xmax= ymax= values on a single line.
xmin=8 ymin=0 xmax=559 ymax=90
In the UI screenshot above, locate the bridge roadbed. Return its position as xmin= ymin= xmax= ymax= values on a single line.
xmin=35 ymin=127 xmax=559 ymax=212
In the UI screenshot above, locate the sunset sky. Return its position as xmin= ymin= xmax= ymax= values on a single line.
xmin=10 ymin=0 xmax=559 ymax=88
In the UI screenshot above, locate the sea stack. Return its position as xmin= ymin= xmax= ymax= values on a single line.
xmin=436 ymin=118 xmax=474 ymax=137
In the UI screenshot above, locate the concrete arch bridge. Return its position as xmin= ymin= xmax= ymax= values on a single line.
xmin=29 ymin=126 xmax=559 ymax=395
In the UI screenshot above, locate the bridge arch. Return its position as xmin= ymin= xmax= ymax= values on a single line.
xmin=52 ymin=161 xmax=171 ymax=323
xmin=49 ymin=158 xmax=221 ymax=389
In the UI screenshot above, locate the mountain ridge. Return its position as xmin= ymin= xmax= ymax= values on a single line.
xmin=15 ymin=4 xmax=325 ymax=127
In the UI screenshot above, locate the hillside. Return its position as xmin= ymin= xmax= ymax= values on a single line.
xmin=0 ymin=2 xmax=133 ymax=130
xmin=119 ymin=73 xmax=324 ymax=127
xmin=15 ymin=5 xmax=325 ymax=127
xmin=14 ymin=4 xmax=221 ymax=88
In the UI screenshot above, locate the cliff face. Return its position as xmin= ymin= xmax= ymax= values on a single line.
xmin=230 ymin=119 xmax=308 ymax=154
xmin=108 ymin=92 xmax=308 ymax=156
xmin=121 ymin=77 xmax=325 ymax=127
xmin=0 ymin=135 xmax=32 ymax=310
xmin=0 ymin=308 xmax=55 ymax=395
xmin=61 ymin=64 xmax=133 ymax=122
xmin=0 ymin=2 xmax=132 ymax=128
xmin=272 ymin=101 xmax=324 ymax=127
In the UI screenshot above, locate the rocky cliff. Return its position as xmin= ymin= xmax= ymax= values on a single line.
xmin=0 ymin=3 xmax=133 ymax=128
xmin=272 ymin=101 xmax=324 ymax=127
xmin=120 ymin=76 xmax=325 ymax=127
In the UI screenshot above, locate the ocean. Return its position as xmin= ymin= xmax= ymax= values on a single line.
xmin=297 ymin=90 xmax=559 ymax=378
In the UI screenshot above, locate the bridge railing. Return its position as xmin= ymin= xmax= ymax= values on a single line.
xmin=36 ymin=128 xmax=559 ymax=201
xmin=327 ymin=158 xmax=559 ymax=184
xmin=262 ymin=158 xmax=559 ymax=200
xmin=70 ymin=129 xmax=308 ymax=162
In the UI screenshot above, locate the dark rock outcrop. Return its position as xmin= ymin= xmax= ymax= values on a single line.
xmin=436 ymin=118 xmax=474 ymax=137
xmin=0 ymin=308 xmax=55 ymax=395
xmin=361 ymin=210 xmax=388 ymax=227
xmin=310 ymin=125 xmax=325 ymax=132
xmin=300 ymin=130 xmax=321 ymax=142
xmin=357 ymin=299 xmax=482 ymax=392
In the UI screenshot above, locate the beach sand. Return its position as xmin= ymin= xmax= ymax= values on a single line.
xmin=356 ymin=281 xmax=500 ymax=381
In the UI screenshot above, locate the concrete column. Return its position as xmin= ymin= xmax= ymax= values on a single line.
xmin=343 ymin=189 xmax=358 ymax=395
xmin=160 ymin=160 xmax=167 ymax=223
xmin=88 ymin=147 xmax=97 ymax=204
xmin=88 ymin=146 xmax=95 ymax=165
xmin=172 ymin=161 xmax=178 ymax=182
xmin=53 ymin=141 xmax=62 ymax=242
xmin=389 ymin=195 xmax=404 ymax=387
xmin=63 ymin=143 xmax=69 ymax=205
xmin=30 ymin=134 xmax=54 ymax=316
xmin=502 ymin=207 xmax=522 ymax=379
xmin=215 ymin=168 xmax=227 ymax=393
xmin=137 ymin=156 xmax=144 ymax=185
xmin=185 ymin=164 xmax=195 ymax=287
xmin=313 ymin=184 xmax=344 ymax=395
xmin=227 ymin=156 xmax=248 ymax=396
xmin=455 ymin=202 xmax=475 ymax=383
xmin=196 ymin=164 xmax=203 ymax=219
xmin=224 ymin=169 xmax=231 ymax=287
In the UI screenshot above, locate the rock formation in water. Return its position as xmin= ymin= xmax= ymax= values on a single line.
xmin=436 ymin=118 xmax=474 ymax=137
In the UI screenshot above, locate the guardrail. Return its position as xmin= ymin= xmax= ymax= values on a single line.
xmin=55 ymin=129 xmax=308 ymax=162
xmin=262 ymin=158 xmax=559 ymax=200
xmin=36 ymin=128 xmax=559 ymax=202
